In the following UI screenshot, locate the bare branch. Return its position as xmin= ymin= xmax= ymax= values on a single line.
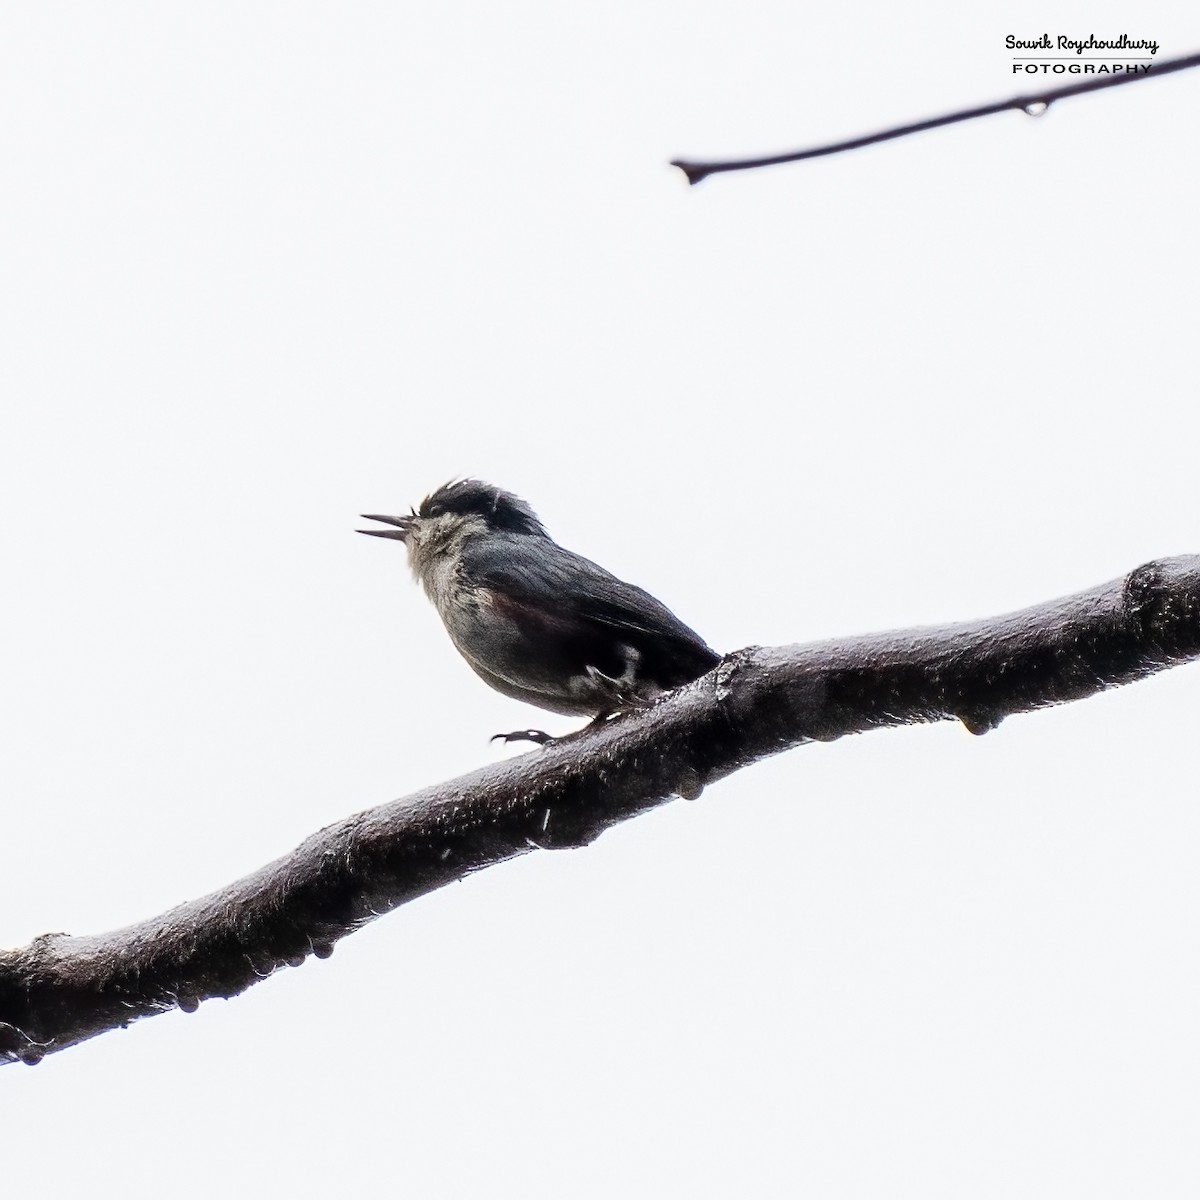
xmin=3 ymin=555 xmax=1199 ymax=1064
xmin=671 ymin=51 xmax=1200 ymax=185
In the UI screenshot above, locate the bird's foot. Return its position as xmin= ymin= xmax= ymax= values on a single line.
xmin=490 ymin=728 xmax=555 ymax=746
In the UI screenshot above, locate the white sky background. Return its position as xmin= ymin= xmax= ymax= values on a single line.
xmin=2 ymin=1 xmax=1198 ymax=1195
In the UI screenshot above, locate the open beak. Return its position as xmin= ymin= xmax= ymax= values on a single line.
xmin=358 ymin=513 xmax=414 ymax=542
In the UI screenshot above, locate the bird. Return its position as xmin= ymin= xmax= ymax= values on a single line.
xmin=359 ymin=480 xmax=720 ymax=743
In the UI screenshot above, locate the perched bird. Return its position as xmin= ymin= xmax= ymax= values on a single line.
xmin=360 ymin=480 xmax=720 ymax=742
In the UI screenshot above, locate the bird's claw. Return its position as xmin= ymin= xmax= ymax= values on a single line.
xmin=491 ymin=729 xmax=555 ymax=746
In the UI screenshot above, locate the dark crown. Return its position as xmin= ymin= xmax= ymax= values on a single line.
xmin=419 ymin=480 xmax=547 ymax=537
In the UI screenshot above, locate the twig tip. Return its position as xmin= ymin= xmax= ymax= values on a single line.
xmin=669 ymin=160 xmax=709 ymax=186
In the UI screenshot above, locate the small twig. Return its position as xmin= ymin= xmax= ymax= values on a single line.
xmin=672 ymin=50 xmax=1200 ymax=184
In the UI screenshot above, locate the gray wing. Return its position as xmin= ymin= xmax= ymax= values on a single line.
xmin=461 ymin=534 xmax=720 ymax=688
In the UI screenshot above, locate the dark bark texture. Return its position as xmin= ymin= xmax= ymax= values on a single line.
xmin=3 ymin=556 xmax=1198 ymax=1065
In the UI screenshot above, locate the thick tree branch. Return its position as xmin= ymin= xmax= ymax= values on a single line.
xmin=3 ymin=555 xmax=1199 ymax=1065
xmin=671 ymin=51 xmax=1200 ymax=184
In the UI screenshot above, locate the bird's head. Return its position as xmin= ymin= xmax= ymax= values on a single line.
xmin=359 ymin=479 xmax=547 ymax=576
